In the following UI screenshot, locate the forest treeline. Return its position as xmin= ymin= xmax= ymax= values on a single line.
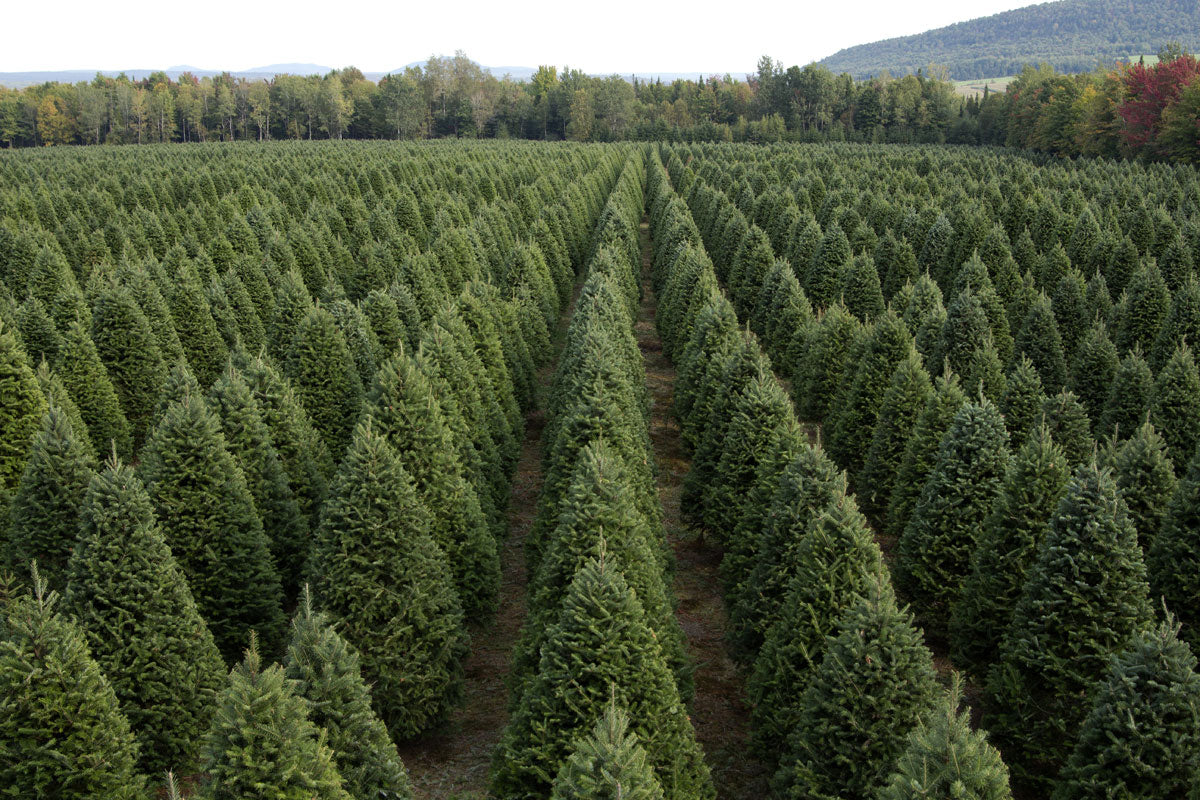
xmin=819 ymin=0 xmax=1200 ymax=80
xmin=2 ymin=48 xmax=1199 ymax=164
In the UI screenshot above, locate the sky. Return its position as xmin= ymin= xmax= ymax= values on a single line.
xmin=3 ymin=0 xmax=1037 ymax=75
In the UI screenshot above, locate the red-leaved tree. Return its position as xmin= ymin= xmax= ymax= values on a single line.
xmin=1118 ymin=54 xmax=1200 ymax=157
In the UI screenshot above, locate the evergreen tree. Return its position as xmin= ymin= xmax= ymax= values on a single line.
xmin=1151 ymin=274 xmax=1200 ymax=372
xmin=794 ymin=301 xmax=861 ymax=422
xmin=999 ymin=356 xmax=1046 ymax=446
xmin=66 ymin=460 xmax=226 ymax=776
xmin=167 ymin=260 xmax=229 ymax=388
xmin=308 ymin=420 xmax=468 ymax=740
xmin=1149 ymin=443 xmax=1200 ymax=652
xmin=1015 ymin=293 xmax=1068 ymax=393
xmin=1068 ymin=320 xmax=1119 ymax=428
xmin=887 ymin=369 xmax=967 ymax=541
xmin=4 ymin=407 xmax=93 ymax=586
xmin=57 ymin=319 xmax=131 ymax=460
xmin=89 ymin=280 xmax=165 ymax=449
xmin=550 ymin=702 xmax=666 ymax=800
xmin=896 ymin=398 xmax=1010 ymax=638
xmin=1149 ymin=342 xmax=1200 ymax=469
xmin=284 ymin=588 xmax=413 ymax=800
xmin=1041 ymin=389 xmax=1096 ymax=467
xmin=0 ymin=572 xmax=143 ymax=799
xmin=492 ymin=558 xmax=714 ymax=800
xmin=33 ymin=360 xmax=95 ymax=462
xmin=773 ymin=578 xmax=939 ymax=800
xmin=858 ymin=349 xmax=934 ymax=516
xmin=746 ymin=493 xmax=889 ymax=763
xmin=902 ymin=273 xmax=947 ymax=365
xmin=950 ymin=426 xmax=1070 ymax=680
xmin=1052 ymin=617 xmax=1200 ymax=800
xmin=876 ymin=674 xmax=1013 ymax=800
xmin=140 ymin=393 xmax=286 ymax=662
xmin=1114 ymin=420 xmax=1176 ymax=553
xmin=986 ymin=463 xmax=1153 ymax=791
xmin=842 ymin=252 xmax=886 ymax=321
xmin=209 ymin=367 xmax=308 ymax=598
xmin=200 ymin=636 xmax=351 ymax=800
xmin=1052 ymin=267 xmax=1089 ymax=360
xmin=1116 ymin=259 xmax=1169 ymax=355
xmin=285 ymin=305 xmax=363 ymax=460
xmin=1098 ymin=348 xmax=1154 ymax=441
xmin=805 ymin=222 xmax=851 ymax=309
xmin=367 ymin=354 xmax=499 ymax=618
xmin=0 ymin=322 xmax=47 ymax=516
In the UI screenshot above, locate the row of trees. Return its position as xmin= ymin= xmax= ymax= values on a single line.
xmin=0 ymin=139 xmax=629 ymax=795
xmin=660 ymin=140 xmax=1200 ymax=795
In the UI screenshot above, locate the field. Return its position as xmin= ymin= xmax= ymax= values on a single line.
xmin=1 ymin=139 xmax=1198 ymax=800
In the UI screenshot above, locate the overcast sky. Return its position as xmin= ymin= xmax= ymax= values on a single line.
xmin=4 ymin=0 xmax=1036 ymax=75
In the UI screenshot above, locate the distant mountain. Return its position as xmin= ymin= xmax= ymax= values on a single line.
xmin=245 ymin=63 xmax=333 ymax=75
xmin=819 ymin=0 xmax=1200 ymax=80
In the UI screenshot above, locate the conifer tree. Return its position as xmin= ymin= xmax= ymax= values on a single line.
xmin=1149 ymin=342 xmax=1200 ymax=469
xmin=1151 ymin=275 xmax=1200 ymax=372
xmin=57 ymin=319 xmax=131 ymax=460
xmin=550 ymin=702 xmax=666 ymax=800
xmin=1116 ymin=259 xmax=1170 ymax=355
xmin=167 ymin=261 xmax=229 ymax=388
xmin=200 ymin=636 xmax=352 ymax=800
xmin=933 ymin=287 xmax=991 ymax=381
xmin=1052 ymin=267 xmax=1089 ymax=360
xmin=805 ymin=222 xmax=851 ymax=309
xmin=1148 ymin=443 xmax=1200 ymax=652
xmin=858 ymin=349 xmax=933 ymax=516
xmin=4 ymin=407 xmax=93 ymax=585
xmin=876 ymin=673 xmax=1013 ymax=800
xmin=367 ymin=354 xmax=499 ymax=618
xmin=794 ymin=301 xmax=861 ymax=422
xmin=89 ymin=279 xmax=166 ymax=448
xmin=140 ymin=393 xmax=286 ymax=662
xmin=491 ymin=559 xmax=714 ymax=800
xmin=999 ymin=356 xmax=1047 ymax=446
xmin=902 ymin=273 xmax=947 ymax=364
xmin=842 ymin=252 xmax=886 ymax=321
xmin=66 ymin=460 xmax=226 ymax=776
xmin=1052 ymin=617 xmax=1200 ymax=800
xmin=309 ymin=420 xmax=468 ymax=740
xmin=746 ymin=493 xmax=889 ymax=763
xmin=950 ymin=426 xmax=1070 ymax=679
xmin=897 ymin=398 xmax=1010 ymax=638
xmin=284 ymin=588 xmax=413 ymax=800
xmin=0 ymin=322 xmax=47 ymax=515
xmin=773 ymin=578 xmax=939 ymax=800
xmin=986 ymin=463 xmax=1153 ymax=791
xmin=0 ymin=572 xmax=144 ymax=799
xmin=33 ymin=360 xmax=95 ymax=460
xmin=1098 ymin=348 xmax=1154 ymax=441
xmin=1068 ymin=320 xmax=1119 ymax=428
xmin=1041 ymin=389 xmax=1095 ymax=466
xmin=209 ymin=367 xmax=308 ymax=598
xmin=1114 ymin=420 xmax=1176 ymax=552
xmin=887 ymin=369 xmax=967 ymax=540
xmin=1015 ymin=293 xmax=1068 ymax=393
xmin=285 ymin=305 xmax=363 ymax=460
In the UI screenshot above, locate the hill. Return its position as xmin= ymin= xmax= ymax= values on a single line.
xmin=818 ymin=0 xmax=1200 ymax=80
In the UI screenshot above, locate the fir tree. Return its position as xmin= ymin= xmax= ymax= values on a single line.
xmin=842 ymin=252 xmax=886 ymax=321
xmin=308 ymin=420 xmax=468 ymax=740
xmin=550 ymin=702 xmax=666 ymax=800
xmin=491 ymin=559 xmax=714 ymax=800
xmin=200 ymin=636 xmax=352 ymax=800
xmin=167 ymin=260 xmax=229 ymax=388
xmin=140 ymin=392 xmax=286 ymax=662
xmin=746 ymin=493 xmax=889 ymax=763
xmin=1052 ymin=617 xmax=1200 ymax=800
xmin=896 ymin=398 xmax=1010 ymax=638
xmin=1148 ymin=443 xmax=1200 ymax=652
xmin=1015 ymin=293 xmax=1068 ymax=393
xmin=1068 ymin=320 xmax=1119 ymax=429
xmin=794 ymin=301 xmax=861 ymax=422
xmin=0 ymin=571 xmax=144 ymax=799
xmin=1149 ymin=342 xmax=1200 ymax=469
xmin=1116 ymin=259 xmax=1169 ymax=355
xmin=1098 ymin=348 xmax=1154 ymax=441
xmin=986 ymin=463 xmax=1153 ymax=791
xmin=0 ymin=322 xmax=47 ymax=514
xmin=367 ymin=353 xmax=499 ymax=618
xmin=284 ymin=588 xmax=413 ymax=800
xmin=876 ymin=674 xmax=1013 ymax=800
xmin=4 ymin=407 xmax=93 ymax=585
xmin=858 ymin=349 xmax=934 ymax=516
xmin=805 ymin=222 xmax=851 ymax=310
xmin=773 ymin=578 xmax=939 ymax=800
xmin=887 ymin=369 xmax=967 ymax=541
xmin=1114 ymin=420 xmax=1176 ymax=553
xmin=999 ymin=356 xmax=1046 ymax=446
xmin=66 ymin=460 xmax=226 ymax=776
xmin=902 ymin=273 xmax=947 ymax=365
xmin=57 ymin=319 xmax=131 ymax=460
xmin=950 ymin=426 xmax=1070 ymax=680
xmin=1151 ymin=274 xmax=1200 ymax=372
xmin=1041 ymin=389 xmax=1096 ymax=467
xmin=285 ymin=305 xmax=364 ymax=460
xmin=89 ymin=279 xmax=165 ymax=449
xmin=33 ymin=360 xmax=95 ymax=461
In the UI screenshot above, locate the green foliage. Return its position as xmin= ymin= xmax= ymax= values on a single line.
xmin=0 ymin=572 xmax=144 ymax=800
xmin=1114 ymin=420 xmax=1177 ymax=552
xmin=89 ymin=279 xmax=166 ymax=449
xmin=285 ymin=305 xmax=364 ymax=460
xmin=0 ymin=322 xmax=47 ymax=513
xmin=985 ymin=463 xmax=1153 ymax=791
xmin=1040 ymin=389 xmax=1096 ymax=467
xmin=284 ymin=589 xmax=413 ymax=800
xmin=794 ymin=301 xmax=861 ymax=422
xmin=140 ymin=392 xmax=286 ymax=662
xmin=896 ymin=398 xmax=1010 ymax=638
xmin=773 ymin=578 xmax=939 ymax=800
xmin=1052 ymin=617 xmax=1200 ymax=800
xmin=1148 ymin=442 xmax=1200 ymax=652
xmin=1149 ymin=342 xmax=1200 ymax=469
xmin=1068 ymin=320 xmax=1119 ymax=428
xmin=858 ymin=349 xmax=934 ymax=516
xmin=200 ymin=637 xmax=351 ymax=800
xmin=1015 ymin=293 xmax=1068 ymax=393
xmin=876 ymin=674 xmax=1013 ymax=800
xmin=309 ymin=420 xmax=467 ymax=740
xmin=999 ymin=356 xmax=1047 ymax=445
xmin=1098 ymin=348 xmax=1155 ymax=441
xmin=56 ymin=320 xmax=130 ymax=460
xmin=66 ymin=460 xmax=226 ymax=776
xmin=550 ymin=703 xmax=666 ymax=800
